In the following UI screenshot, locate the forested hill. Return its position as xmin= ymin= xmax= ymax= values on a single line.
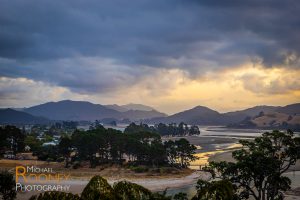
xmin=2 ymin=100 xmax=299 ymax=129
xmin=23 ymin=100 xmax=166 ymax=121
xmin=148 ymin=103 xmax=300 ymax=129
xmin=0 ymin=108 xmax=49 ymax=124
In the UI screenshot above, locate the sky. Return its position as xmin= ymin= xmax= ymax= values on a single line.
xmin=0 ymin=0 xmax=300 ymax=114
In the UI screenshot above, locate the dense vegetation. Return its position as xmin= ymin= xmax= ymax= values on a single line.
xmin=0 ymin=125 xmax=25 ymax=155
xmin=67 ymin=125 xmax=197 ymax=168
xmin=124 ymin=122 xmax=200 ymax=136
xmin=0 ymin=124 xmax=197 ymax=169
xmin=0 ymin=171 xmax=16 ymax=200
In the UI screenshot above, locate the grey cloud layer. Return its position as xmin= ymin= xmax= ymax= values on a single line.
xmin=0 ymin=0 xmax=300 ymax=94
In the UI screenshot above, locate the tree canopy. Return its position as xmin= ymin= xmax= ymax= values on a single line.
xmin=0 ymin=125 xmax=25 ymax=155
xmin=125 ymin=122 xmax=200 ymax=136
xmin=0 ymin=171 xmax=16 ymax=200
xmin=204 ymin=130 xmax=300 ymax=200
xmin=57 ymin=126 xmax=197 ymax=168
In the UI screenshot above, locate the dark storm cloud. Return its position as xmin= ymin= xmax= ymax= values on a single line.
xmin=0 ymin=0 xmax=300 ymax=93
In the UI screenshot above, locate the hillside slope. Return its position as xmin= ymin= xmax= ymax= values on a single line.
xmin=0 ymin=109 xmax=49 ymax=124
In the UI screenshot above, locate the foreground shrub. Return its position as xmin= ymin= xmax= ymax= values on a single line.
xmin=0 ymin=171 xmax=16 ymax=200
xmin=29 ymin=191 xmax=80 ymax=200
xmin=113 ymin=181 xmax=152 ymax=200
xmin=81 ymin=175 xmax=114 ymax=200
xmin=131 ymin=166 xmax=149 ymax=173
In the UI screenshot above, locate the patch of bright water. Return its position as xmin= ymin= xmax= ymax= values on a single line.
xmin=198 ymin=126 xmax=263 ymax=137
xmin=189 ymin=150 xmax=225 ymax=170
xmin=189 ymin=143 xmax=242 ymax=170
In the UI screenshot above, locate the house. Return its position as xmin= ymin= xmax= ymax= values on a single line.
xmin=24 ymin=145 xmax=31 ymax=152
xmin=42 ymin=142 xmax=57 ymax=146
xmin=3 ymin=151 xmax=15 ymax=159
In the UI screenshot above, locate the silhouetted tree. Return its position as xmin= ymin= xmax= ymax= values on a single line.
xmin=164 ymin=140 xmax=178 ymax=166
xmin=192 ymin=179 xmax=236 ymax=200
xmin=205 ymin=130 xmax=300 ymax=200
xmin=0 ymin=126 xmax=25 ymax=155
xmin=174 ymin=192 xmax=188 ymax=200
xmin=176 ymin=138 xmax=197 ymax=168
xmin=155 ymin=122 xmax=200 ymax=136
xmin=113 ymin=181 xmax=152 ymax=200
xmin=0 ymin=171 xmax=16 ymax=200
xmin=58 ymin=136 xmax=72 ymax=168
xmin=81 ymin=176 xmax=114 ymax=200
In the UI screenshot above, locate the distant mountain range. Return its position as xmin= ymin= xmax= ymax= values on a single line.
xmin=223 ymin=105 xmax=279 ymax=121
xmin=105 ymin=103 xmax=155 ymax=112
xmin=0 ymin=108 xmax=48 ymax=124
xmin=0 ymin=100 xmax=299 ymax=129
xmin=148 ymin=105 xmax=277 ymax=125
xmin=22 ymin=100 xmax=166 ymax=121
xmin=149 ymin=106 xmax=226 ymax=125
xmin=148 ymin=104 xmax=300 ymax=129
xmin=24 ymin=100 xmax=120 ymax=121
xmin=276 ymin=103 xmax=300 ymax=115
